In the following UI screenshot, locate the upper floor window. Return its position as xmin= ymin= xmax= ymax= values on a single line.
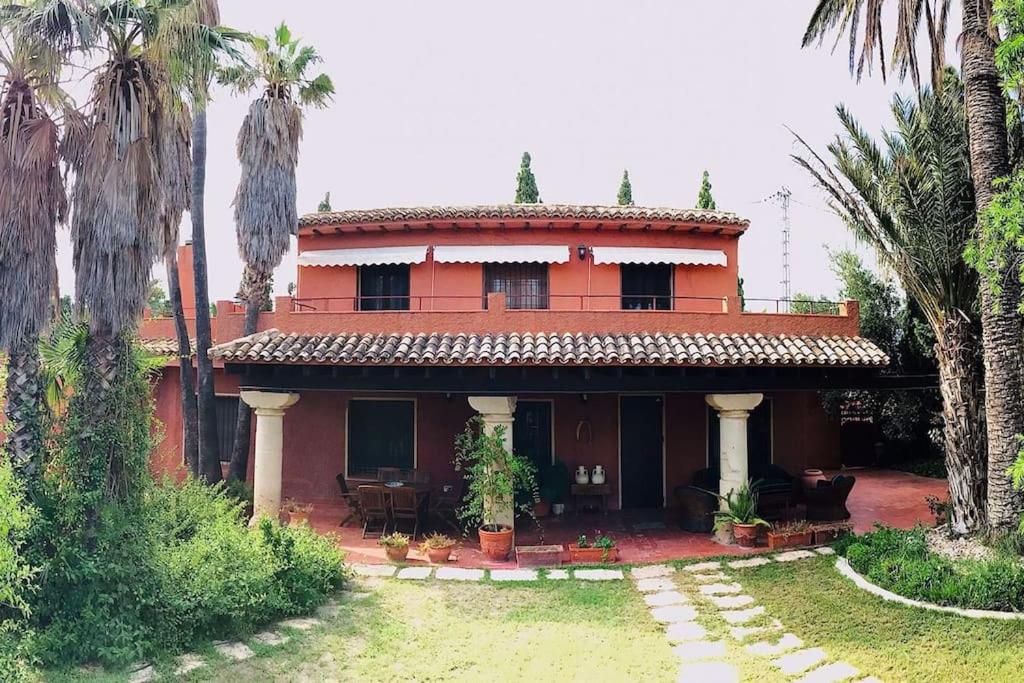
xmin=484 ymin=263 xmax=549 ymax=309
xmin=358 ymin=264 xmax=410 ymax=311
xmin=621 ymin=264 xmax=672 ymax=310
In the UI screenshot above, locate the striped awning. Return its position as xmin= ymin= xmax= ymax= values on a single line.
xmin=433 ymin=245 xmax=570 ymax=264
xmin=592 ymin=246 xmax=727 ymax=267
xmin=297 ymin=246 xmax=429 ymax=267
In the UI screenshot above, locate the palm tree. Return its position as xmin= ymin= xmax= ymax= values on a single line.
xmin=804 ymin=0 xmax=1023 ymax=531
xmin=794 ymin=71 xmax=987 ymax=533
xmin=0 ymin=0 xmax=86 ymax=477
xmin=219 ymin=22 xmax=333 ymax=482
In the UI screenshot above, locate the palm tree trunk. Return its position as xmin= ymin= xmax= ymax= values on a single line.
xmin=935 ymin=317 xmax=988 ymax=534
xmin=226 ymin=283 xmax=261 ymax=482
xmin=3 ymin=340 xmax=45 ymax=479
xmin=190 ymin=109 xmax=222 ymax=484
xmin=962 ymin=1 xmax=1024 ymax=530
xmin=166 ymin=252 xmax=199 ymax=476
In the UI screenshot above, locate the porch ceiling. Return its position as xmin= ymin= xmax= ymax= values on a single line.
xmin=210 ymin=329 xmax=889 ymax=368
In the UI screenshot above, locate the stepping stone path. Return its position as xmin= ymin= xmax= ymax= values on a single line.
xmin=128 ymin=665 xmax=154 ymax=683
xmin=396 ymin=566 xmax=433 ymax=580
xmin=546 ymin=569 xmax=570 ymax=580
xmin=575 ymin=568 xmax=624 ymax=581
xmin=279 ymin=617 xmax=322 ymax=631
xmin=436 ymin=567 xmax=484 ymax=581
xmin=491 ymin=569 xmax=538 ymax=581
xmin=351 ymin=563 xmax=397 ymax=577
xmin=174 ymin=654 xmax=205 ymax=676
xmin=253 ymin=630 xmax=290 ymax=646
xmin=624 ymin=550 xmax=879 ymax=683
xmin=215 ymin=641 xmax=255 ymax=662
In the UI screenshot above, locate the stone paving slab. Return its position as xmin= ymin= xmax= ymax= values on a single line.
xmin=698 ymin=582 xmax=743 ymax=595
xmin=650 ymin=605 xmax=699 ymax=623
xmin=279 ymin=617 xmax=322 ymax=631
xmin=683 ymin=561 xmax=722 ymax=573
xmin=727 ymin=557 xmax=772 ymax=569
xmin=665 ymin=621 xmax=708 ymax=643
xmin=691 ymin=571 xmax=732 ymax=582
xmin=491 ymin=569 xmax=538 ymax=582
xmin=546 ymin=569 xmax=570 ymax=580
xmin=773 ymin=647 xmax=827 ymax=676
xmin=316 ymin=603 xmax=342 ymax=618
xmin=632 ymin=564 xmax=676 ymax=579
xmin=396 ymin=566 xmax=433 ymax=580
xmin=644 ymin=591 xmax=688 ymax=607
xmin=672 ymin=640 xmax=727 ymax=662
xmin=719 ymin=606 xmax=765 ymax=624
xmin=636 ymin=577 xmax=678 ymax=592
xmin=349 ymin=591 xmax=372 ymax=600
xmin=729 ymin=618 xmax=783 ymax=640
xmin=128 ymin=665 xmax=155 ymax=683
xmin=174 ymin=654 xmax=205 ymax=676
xmin=709 ymin=594 xmax=755 ymax=609
xmin=253 ymin=630 xmax=290 ymax=646
xmin=215 ymin=641 xmax=254 ymax=661
xmin=575 ymin=569 xmax=624 ymax=581
xmin=775 ymin=550 xmax=816 ymax=562
xmin=351 ymin=564 xmax=397 ymax=577
xmin=676 ymin=662 xmax=739 ymax=683
xmin=815 ymin=546 xmax=836 ymax=555
xmin=746 ymin=633 xmax=803 ymax=656
xmin=435 ymin=567 xmax=484 ymax=581
xmin=795 ymin=661 xmax=860 ymax=683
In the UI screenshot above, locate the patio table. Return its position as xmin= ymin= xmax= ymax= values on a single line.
xmin=571 ymin=483 xmax=611 ymax=515
xmin=378 ymin=481 xmax=432 ymax=524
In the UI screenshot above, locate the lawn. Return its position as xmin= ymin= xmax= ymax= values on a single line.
xmin=732 ymin=556 xmax=1024 ymax=683
xmin=48 ymin=556 xmax=1024 ymax=682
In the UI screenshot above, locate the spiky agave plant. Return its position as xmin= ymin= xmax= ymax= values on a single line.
xmin=219 ymin=21 xmax=333 ymax=481
xmin=0 ymin=0 xmax=88 ymax=477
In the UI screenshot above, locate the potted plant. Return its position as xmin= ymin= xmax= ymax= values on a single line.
xmin=453 ymin=417 xmax=539 ymax=561
xmin=810 ymin=521 xmax=853 ymax=544
xmin=710 ymin=479 xmax=769 ymax=548
xmin=568 ymin=532 xmax=618 ymax=563
xmin=536 ymin=460 xmax=569 ymax=520
xmin=282 ymin=498 xmax=313 ymax=526
xmin=766 ymin=519 xmax=812 ymax=550
xmin=420 ymin=533 xmax=456 ymax=564
xmin=379 ymin=532 xmax=411 ymax=562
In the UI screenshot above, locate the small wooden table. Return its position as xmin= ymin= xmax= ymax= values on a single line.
xmin=571 ymin=483 xmax=611 ymax=514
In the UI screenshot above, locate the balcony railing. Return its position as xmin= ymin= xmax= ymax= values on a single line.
xmin=289 ymin=294 xmax=846 ymax=315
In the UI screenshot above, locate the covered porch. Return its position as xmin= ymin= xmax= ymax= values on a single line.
xmin=302 ymin=469 xmax=945 ymax=567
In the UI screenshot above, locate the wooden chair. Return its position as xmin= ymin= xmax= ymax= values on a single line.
xmin=358 ymin=485 xmax=389 ymax=538
xmin=389 ymin=485 xmax=422 ymax=539
xmin=411 ymin=469 xmax=431 ymax=484
xmin=336 ymin=474 xmax=363 ymax=527
xmin=430 ymin=480 xmax=463 ymax=533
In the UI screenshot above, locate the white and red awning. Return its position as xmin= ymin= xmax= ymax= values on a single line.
xmin=432 ymin=245 xmax=570 ymax=264
xmin=591 ymin=246 xmax=727 ymax=267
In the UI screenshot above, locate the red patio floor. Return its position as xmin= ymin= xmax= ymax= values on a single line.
xmin=307 ymin=468 xmax=946 ymax=568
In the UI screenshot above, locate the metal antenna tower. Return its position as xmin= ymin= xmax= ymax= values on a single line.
xmin=765 ymin=186 xmax=792 ymax=309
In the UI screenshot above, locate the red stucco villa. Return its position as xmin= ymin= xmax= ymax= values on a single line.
xmin=139 ymin=204 xmax=941 ymax=563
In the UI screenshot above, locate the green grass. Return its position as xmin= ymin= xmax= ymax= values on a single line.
xmin=733 ymin=556 xmax=1024 ymax=683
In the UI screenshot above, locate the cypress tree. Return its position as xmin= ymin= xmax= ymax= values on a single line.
xmin=617 ymin=169 xmax=634 ymax=205
xmin=696 ymin=170 xmax=716 ymax=210
xmin=318 ymin=191 xmax=332 ymax=212
xmin=514 ymin=152 xmax=541 ymax=203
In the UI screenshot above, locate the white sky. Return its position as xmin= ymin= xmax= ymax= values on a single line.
xmin=54 ymin=1 xmax=922 ymax=304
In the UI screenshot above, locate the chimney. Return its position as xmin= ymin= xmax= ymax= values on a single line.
xmin=177 ymin=242 xmax=197 ymax=316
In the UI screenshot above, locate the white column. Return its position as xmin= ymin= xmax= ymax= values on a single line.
xmin=240 ymin=390 xmax=301 ymax=523
xmin=467 ymin=396 xmax=517 ymax=528
xmin=705 ymin=393 xmax=764 ymax=498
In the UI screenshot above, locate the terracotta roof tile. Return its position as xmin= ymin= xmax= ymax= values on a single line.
xmin=208 ymin=329 xmax=889 ymax=368
xmin=299 ymin=204 xmax=749 ymax=229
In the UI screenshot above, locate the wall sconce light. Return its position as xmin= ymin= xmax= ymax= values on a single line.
xmin=577 ymin=244 xmax=588 ymax=261
xmin=580 ymin=393 xmax=589 ymax=403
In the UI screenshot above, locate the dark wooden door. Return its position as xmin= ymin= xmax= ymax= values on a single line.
xmin=514 ymin=400 xmax=553 ymax=473
xmin=620 ymin=395 xmax=664 ymax=508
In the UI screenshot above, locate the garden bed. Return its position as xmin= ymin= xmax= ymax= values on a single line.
xmin=835 ymin=526 xmax=1024 ymax=614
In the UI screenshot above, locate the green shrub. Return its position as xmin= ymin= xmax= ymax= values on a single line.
xmin=839 ymin=525 xmax=1024 ymax=612
xmin=0 ymin=459 xmax=36 ymax=682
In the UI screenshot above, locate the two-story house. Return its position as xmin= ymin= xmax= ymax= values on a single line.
xmin=141 ymin=204 xmax=888 ymax=522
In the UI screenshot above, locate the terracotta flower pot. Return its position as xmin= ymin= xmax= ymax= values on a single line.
xmin=732 ymin=523 xmax=759 ymax=548
xmin=287 ymin=511 xmax=311 ymax=527
xmin=478 ymin=525 xmax=514 ymax=560
xmin=426 ymin=546 xmax=453 ymax=564
xmin=767 ymin=530 xmax=812 ymax=550
xmin=384 ymin=544 xmax=410 ymax=562
xmin=568 ymin=544 xmax=619 ymax=564
xmin=802 ymin=468 xmax=826 ymax=491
